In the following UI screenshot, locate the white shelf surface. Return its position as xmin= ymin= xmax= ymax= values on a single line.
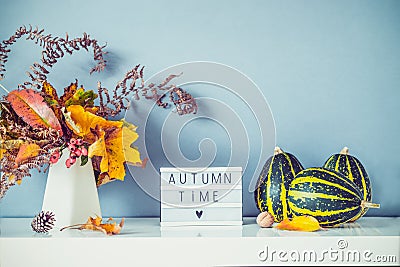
xmin=1 ymin=217 xmax=399 ymax=266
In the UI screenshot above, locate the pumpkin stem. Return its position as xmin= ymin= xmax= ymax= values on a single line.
xmin=361 ymin=200 xmax=380 ymax=209
xmin=340 ymin=147 xmax=349 ymax=155
xmin=274 ymin=147 xmax=284 ymax=155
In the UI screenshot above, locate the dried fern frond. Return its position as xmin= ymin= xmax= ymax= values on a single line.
xmin=0 ymin=25 xmax=107 ymax=89
xmin=96 ymin=66 xmax=197 ymax=118
xmin=169 ymin=87 xmax=197 ymax=115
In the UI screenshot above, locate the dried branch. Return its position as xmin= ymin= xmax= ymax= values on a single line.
xmin=96 ymin=66 xmax=196 ymax=118
xmin=169 ymin=87 xmax=198 ymax=115
xmin=0 ymin=25 xmax=107 ymax=89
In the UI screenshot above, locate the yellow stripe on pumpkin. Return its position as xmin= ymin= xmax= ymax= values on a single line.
xmin=353 ymin=159 xmax=368 ymax=201
xmin=306 ymin=168 xmax=360 ymax=192
xmin=266 ymin=157 xmax=275 ymax=219
xmin=288 ymin=201 xmax=359 ymax=217
xmin=335 ymin=155 xmax=341 ymax=172
xmin=346 ymin=156 xmax=355 ymax=182
xmin=290 ymin=176 xmax=360 ymax=198
xmin=279 ymin=163 xmax=288 ymax=219
xmin=288 ymin=190 xmax=356 ymax=202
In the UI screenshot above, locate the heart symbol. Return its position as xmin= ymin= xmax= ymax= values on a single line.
xmin=196 ymin=210 xmax=203 ymax=219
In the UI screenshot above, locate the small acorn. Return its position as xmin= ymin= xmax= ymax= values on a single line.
xmin=256 ymin=211 xmax=274 ymax=228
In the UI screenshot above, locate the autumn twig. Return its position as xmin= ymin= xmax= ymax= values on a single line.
xmin=96 ymin=66 xmax=197 ymax=118
xmin=60 ymin=224 xmax=87 ymax=231
xmin=0 ymin=25 xmax=107 ymax=89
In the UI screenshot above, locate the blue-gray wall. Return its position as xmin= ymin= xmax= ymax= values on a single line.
xmin=1 ymin=0 xmax=399 ymax=217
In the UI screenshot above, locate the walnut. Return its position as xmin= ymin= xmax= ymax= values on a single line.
xmin=256 ymin=211 xmax=274 ymax=228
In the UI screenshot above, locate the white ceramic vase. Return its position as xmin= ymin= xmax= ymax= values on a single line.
xmin=41 ymin=152 xmax=101 ymax=229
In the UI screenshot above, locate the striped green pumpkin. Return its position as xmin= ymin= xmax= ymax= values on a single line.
xmin=323 ymin=147 xmax=372 ymax=220
xmin=255 ymin=147 xmax=304 ymax=222
xmin=288 ymin=167 xmax=379 ymax=227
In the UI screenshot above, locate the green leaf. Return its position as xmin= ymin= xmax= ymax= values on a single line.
xmin=64 ymin=87 xmax=98 ymax=108
xmin=80 ymin=155 xmax=89 ymax=166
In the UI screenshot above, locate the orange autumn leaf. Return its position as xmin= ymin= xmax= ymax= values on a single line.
xmin=42 ymin=81 xmax=60 ymax=103
xmin=60 ymin=80 xmax=78 ymax=105
xmin=99 ymin=219 xmax=125 ymax=235
xmin=42 ymin=81 xmax=63 ymax=122
xmin=0 ymin=148 xmax=5 ymax=160
xmin=275 ymin=215 xmax=321 ymax=232
xmin=6 ymin=89 xmax=62 ymax=134
xmin=15 ymin=143 xmax=41 ymax=165
xmin=87 ymin=215 xmax=102 ymax=226
xmin=61 ymin=216 xmax=125 ymax=235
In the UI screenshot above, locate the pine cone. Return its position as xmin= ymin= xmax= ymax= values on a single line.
xmin=31 ymin=211 xmax=56 ymax=233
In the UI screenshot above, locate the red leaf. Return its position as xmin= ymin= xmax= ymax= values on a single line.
xmin=6 ymin=89 xmax=62 ymax=135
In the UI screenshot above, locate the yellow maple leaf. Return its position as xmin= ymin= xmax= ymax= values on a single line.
xmin=101 ymin=123 xmax=141 ymax=180
xmin=66 ymin=105 xmax=104 ymax=137
xmin=15 ymin=143 xmax=41 ymax=165
xmin=88 ymin=124 xmax=142 ymax=181
xmin=104 ymin=127 xmax=126 ymax=179
xmin=70 ymin=105 xmax=142 ymax=182
xmin=88 ymin=129 xmax=109 ymax=173
xmin=122 ymin=120 xmax=141 ymax=164
xmin=66 ymin=105 xmax=122 ymax=141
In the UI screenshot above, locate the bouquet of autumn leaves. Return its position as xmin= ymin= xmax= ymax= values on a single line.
xmin=0 ymin=26 xmax=197 ymax=199
xmin=0 ymin=80 xmax=143 ymax=198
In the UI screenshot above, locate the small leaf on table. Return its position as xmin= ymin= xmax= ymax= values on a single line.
xmin=60 ymin=215 xmax=125 ymax=235
xmin=275 ymin=215 xmax=321 ymax=232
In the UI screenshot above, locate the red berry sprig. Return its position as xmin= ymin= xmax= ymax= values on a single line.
xmin=65 ymin=138 xmax=88 ymax=168
xmin=49 ymin=149 xmax=61 ymax=164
